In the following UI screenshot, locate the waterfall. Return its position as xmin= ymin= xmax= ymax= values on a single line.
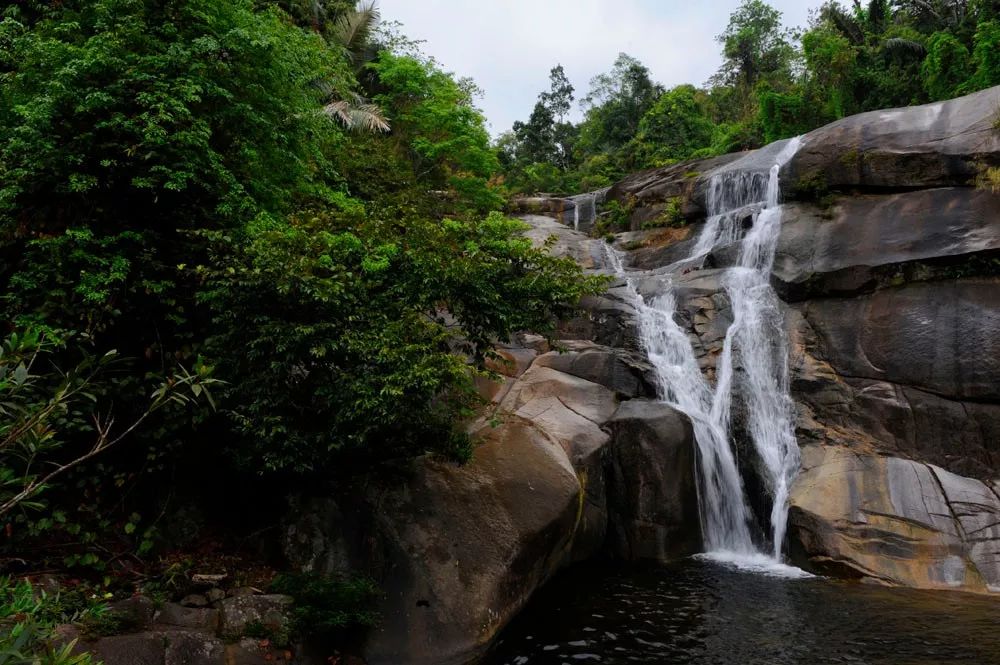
xmin=569 ymin=188 xmax=610 ymax=233
xmin=606 ymin=138 xmax=807 ymax=573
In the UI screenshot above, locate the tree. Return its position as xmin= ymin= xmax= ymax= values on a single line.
xmin=712 ymin=0 xmax=796 ymax=118
xmin=196 ymin=211 xmax=605 ymax=473
xmin=631 ymin=85 xmax=716 ymax=167
xmin=922 ymin=31 xmax=973 ymax=99
xmin=967 ymin=20 xmax=1000 ymax=89
xmin=369 ymin=52 xmax=504 ymax=213
xmin=578 ymin=53 xmax=664 ymax=157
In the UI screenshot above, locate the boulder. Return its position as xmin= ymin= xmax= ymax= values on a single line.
xmin=362 ymin=417 xmax=582 ymax=665
xmin=773 ymin=188 xmax=1000 ymax=299
xmin=783 ymin=85 xmax=1000 ymax=192
xmin=604 ymin=400 xmax=701 ymax=560
xmin=532 ymin=342 xmax=653 ymax=399
xmin=508 ymin=197 xmax=575 ymax=225
xmin=216 ymin=595 xmax=293 ymax=641
xmin=608 ymin=153 xmax=742 ymax=228
xmin=556 ymin=287 xmax=642 ymax=351
xmin=519 ymin=214 xmax=611 ymax=270
xmin=788 ymin=445 xmax=1000 ymax=594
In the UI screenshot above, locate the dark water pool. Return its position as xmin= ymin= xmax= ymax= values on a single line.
xmin=484 ymin=559 xmax=1000 ymax=665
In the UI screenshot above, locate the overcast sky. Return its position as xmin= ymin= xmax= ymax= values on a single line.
xmin=378 ymin=1 xmax=814 ymax=136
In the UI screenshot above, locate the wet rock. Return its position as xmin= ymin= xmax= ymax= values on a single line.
xmin=783 ymin=86 xmax=1000 ymax=192
xmin=797 ymin=278 xmax=1000 ymax=401
xmin=774 ymin=189 xmax=1000 ymax=299
xmin=532 ymin=342 xmax=653 ymax=399
xmin=362 ymin=417 xmax=582 ymax=665
xmin=605 ymin=400 xmax=701 ymax=560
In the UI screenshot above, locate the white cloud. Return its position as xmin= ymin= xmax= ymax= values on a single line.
xmin=377 ymin=0 xmax=814 ymax=135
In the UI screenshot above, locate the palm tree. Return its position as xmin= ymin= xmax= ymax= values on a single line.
xmin=307 ymin=1 xmax=390 ymax=132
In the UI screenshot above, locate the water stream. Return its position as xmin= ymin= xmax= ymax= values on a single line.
xmin=606 ymin=138 xmax=803 ymax=570
xmin=570 ymin=188 xmax=610 ymax=233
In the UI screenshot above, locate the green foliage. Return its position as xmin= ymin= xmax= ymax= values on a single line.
xmin=578 ymin=54 xmax=664 ymax=159
xmin=195 ymin=211 xmax=605 ymax=473
xmin=712 ymin=0 xmax=796 ymax=119
xmin=0 ymin=328 xmax=216 ymax=519
xmin=631 ymin=86 xmax=716 ymax=167
xmin=0 ymin=577 xmax=106 ymax=665
xmin=968 ymin=20 xmax=1000 ymax=90
xmin=978 ymin=165 xmax=1000 ymax=193
xmin=922 ymin=32 xmax=972 ymax=100
xmin=642 ymin=198 xmax=686 ymax=230
xmin=370 ymin=52 xmax=503 ymax=214
xmin=0 ymin=0 xmax=343 ymax=232
xmin=270 ymin=573 xmax=379 ymax=639
xmin=759 ymin=90 xmax=820 ymax=144
xmin=500 ymin=0 xmax=1000 ymax=204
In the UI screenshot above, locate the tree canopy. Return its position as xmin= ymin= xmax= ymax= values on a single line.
xmin=499 ymin=0 xmax=1000 ymax=195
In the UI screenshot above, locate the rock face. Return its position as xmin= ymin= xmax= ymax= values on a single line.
xmin=605 ymin=400 xmax=701 ymax=560
xmin=789 ymin=446 xmax=1000 ymax=592
xmin=276 ymin=85 xmax=1000 ymax=665
xmin=782 ymin=86 xmax=1000 ymax=192
xmin=594 ymin=85 xmax=1000 ymax=593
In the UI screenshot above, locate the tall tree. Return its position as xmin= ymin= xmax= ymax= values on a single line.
xmin=712 ymin=0 xmax=796 ymax=118
xmin=578 ymin=53 xmax=663 ymax=154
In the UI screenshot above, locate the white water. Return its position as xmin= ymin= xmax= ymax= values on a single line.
xmin=605 ymin=138 xmax=804 ymax=573
xmin=570 ymin=188 xmax=610 ymax=233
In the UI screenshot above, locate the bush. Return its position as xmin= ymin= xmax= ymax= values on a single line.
xmin=195 ymin=211 xmax=606 ymax=474
xmin=270 ymin=573 xmax=379 ymax=641
xmin=0 ymin=577 xmax=106 ymax=665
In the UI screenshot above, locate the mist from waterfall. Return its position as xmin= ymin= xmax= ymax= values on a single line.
xmin=605 ymin=138 xmax=807 ymax=575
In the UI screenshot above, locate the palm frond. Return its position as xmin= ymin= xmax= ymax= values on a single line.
xmin=822 ymin=4 xmax=865 ymax=44
xmin=333 ymin=1 xmax=380 ymax=65
xmin=323 ymin=99 xmax=391 ymax=133
xmin=882 ymin=37 xmax=928 ymax=57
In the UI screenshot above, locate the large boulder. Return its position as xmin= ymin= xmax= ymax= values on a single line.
xmin=508 ymin=197 xmax=575 ymax=226
xmin=774 ymin=188 xmax=1000 ymax=299
xmin=608 ymin=153 xmax=742 ymax=228
xmin=359 ymin=416 xmax=583 ymax=665
xmin=782 ymin=85 xmax=1000 ymax=192
xmin=520 ymin=214 xmax=611 ymax=269
xmin=604 ymin=400 xmax=701 ymax=560
xmin=788 ymin=445 xmax=1000 ymax=594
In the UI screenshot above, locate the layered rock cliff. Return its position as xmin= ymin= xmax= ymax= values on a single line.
xmin=607 ymin=85 xmax=1000 ymax=593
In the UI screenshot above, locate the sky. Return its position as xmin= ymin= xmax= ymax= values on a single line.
xmin=378 ymin=0 xmax=814 ymax=136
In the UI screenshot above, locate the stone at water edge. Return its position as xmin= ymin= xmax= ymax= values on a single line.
xmin=604 ymin=399 xmax=701 ymax=561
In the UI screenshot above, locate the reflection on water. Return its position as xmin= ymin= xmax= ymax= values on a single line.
xmin=484 ymin=559 xmax=1000 ymax=665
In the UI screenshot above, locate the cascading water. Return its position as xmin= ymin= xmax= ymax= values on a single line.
xmin=606 ymin=138 xmax=806 ymax=573
xmin=570 ymin=188 xmax=610 ymax=233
